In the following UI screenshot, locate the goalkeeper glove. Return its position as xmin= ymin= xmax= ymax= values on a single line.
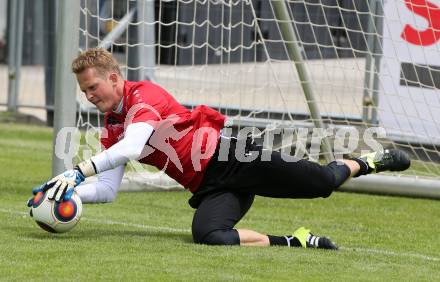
xmin=26 ymin=184 xmax=49 ymax=207
xmin=46 ymin=169 xmax=86 ymax=202
xmin=25 ymin=159 xmax=96 ymax=205
xmin=26 ymin=174 xmax=81 ymax=207
xmin=46 ymin=159 xmax=97 ymax=202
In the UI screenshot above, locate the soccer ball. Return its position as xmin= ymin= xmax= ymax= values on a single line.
xmin=29 ymin=190 xmax=82 ymax=233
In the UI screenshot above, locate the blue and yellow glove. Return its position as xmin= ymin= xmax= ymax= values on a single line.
xmin=26 ymin=160 xmax=96 ymax=205
xmin=46 ymin=169 xmax=86 ymax=202
xmin=26 ymin=183 xmax=50 ymax=207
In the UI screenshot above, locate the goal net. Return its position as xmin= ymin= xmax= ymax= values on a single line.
xmin=75 ymin=0 xmax=440 ymax=196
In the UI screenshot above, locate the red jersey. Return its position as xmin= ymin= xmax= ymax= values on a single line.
xmin=101 ymin=80 xmax=225 ymax=192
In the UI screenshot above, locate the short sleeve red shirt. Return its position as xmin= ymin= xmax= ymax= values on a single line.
xmin=101 ymin=80 xmax=225 ymax=192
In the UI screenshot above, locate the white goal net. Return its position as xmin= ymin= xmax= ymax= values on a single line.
xmin=75 ymin=0 xmax=440 ymax=197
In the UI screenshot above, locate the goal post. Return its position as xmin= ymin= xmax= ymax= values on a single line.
xmin=52 ymin=0 xmax=80 ymax=175
xmin=54 ymin=0 xmax=440 ymax=198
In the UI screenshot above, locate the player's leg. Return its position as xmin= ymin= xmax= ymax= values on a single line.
xmin=223 ymin=140 xmax=410 ymax=199
xmin=329 ymin=148 xmax=411 ymax=182
xmin=213 ymin=136 xmax=352 ymax=198
xmin=191 ymin=191 xmax=337 ymax=249
xmin=191 ymin=191 xmax=255 ymax=245
xmin=340 ymin=159 xmax=361 ymax=178
xmin=352 ymin=149 xmax=411 ymax=176
xmin=237 ymin=228 xmax=337 ymax=249
xmin=226 ymin=152 xmax=352 ymax=199
xmin=266 ymin=226 xmax=338 ymax=250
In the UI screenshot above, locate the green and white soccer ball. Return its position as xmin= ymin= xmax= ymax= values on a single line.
xmin=29 ymin=190 xmax=83 ymax=233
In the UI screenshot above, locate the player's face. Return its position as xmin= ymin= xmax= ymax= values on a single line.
xmin=76 ymin=68 xmax=120 ymax=113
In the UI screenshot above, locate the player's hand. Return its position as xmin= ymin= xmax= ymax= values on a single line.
xmin=26 ymin=183 xmax=50 ymax=207
xmin=46 ymin=169 xmax=85 ymax=202
xmin=27 ymin=160 xmax=95 ymax=205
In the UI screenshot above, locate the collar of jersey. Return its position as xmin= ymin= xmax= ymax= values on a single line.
xmin=112 ymin=98 xmax=124 ymax=114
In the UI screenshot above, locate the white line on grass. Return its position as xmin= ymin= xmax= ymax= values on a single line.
xmin=0 ymin=208 xmax=189 ymax=234
xmin=83 ymin=217 xmax=190 ymax=233
xmin=340 ymin=246 xmax=439 ymax=262
xmin=2 ymin=208 xmax=438 ymax=262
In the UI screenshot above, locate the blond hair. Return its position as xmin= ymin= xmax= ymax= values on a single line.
xmin=71 ymin=48 xmax=122 ymax=77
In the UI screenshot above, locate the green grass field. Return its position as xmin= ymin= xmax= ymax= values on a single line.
xmin=0 ymin=123 xmax=439 ymax=281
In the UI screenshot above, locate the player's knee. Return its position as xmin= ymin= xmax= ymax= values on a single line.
xmin=326 ymin=161 xmax=351 ymax=189
xmin=315 ymin=166 xmax=339 ymax=198
xmin=320 ymin=172 xmax=336 ymax=198
xmin=316 ymin=162 xmax=351 ymax=198
xmin=193 ymin=228 xmax=240 ymax=245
